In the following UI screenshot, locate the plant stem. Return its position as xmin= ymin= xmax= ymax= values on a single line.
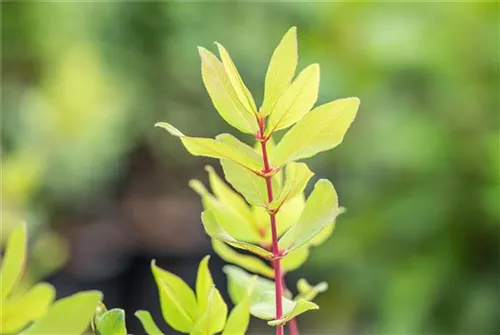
xmin=258 ymin=119 xmax=284 ymax=335
xmin=282 ymin=279 xmax=299 ymax=335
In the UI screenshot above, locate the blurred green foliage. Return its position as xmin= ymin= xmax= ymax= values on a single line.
xmin=1 ymin=2 xmax=499 ymax=334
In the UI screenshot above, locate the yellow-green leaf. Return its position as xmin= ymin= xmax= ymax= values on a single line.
xmin=266 ymin=64 xmax=320 ymax=134
xmin=190 ymin=180 xmax=261 ymax=243
xmin=279 ymin=179 xmax=339 ymax=252
xmin=0 ymin=223 xmax=27 ymax=300
xmin=308 ymin=222 xmax=336 ymax=247
xmin=267 ymin=299 xmax=318 ymax=326
xmin=95 ymin=309 xmax=127 ymax=335
xmin=151 ymin=260 xmax=197 ymax=333
xmin=155 ymin=122 xmax=261 ymax=172
xmin=198 ymin=47 xmax=258 ymax=134
xmin=221 ymin=296 xmax=250 ymax=335
xmin=272 ymin=97 xmax=360 ymax=167
xmin=196 ymin=256 xmax=214 ymax=314
xmin=135 ymin=310 xmax=164 ymax=335
xmin=215 ymin=42 xmax=257 ymax=114
xmin=261 ymin=27 xmax=298 ymax=116
xmin=190 ymin=286 xmax=227 ymax=335
xmin=281 ymin=246 xmax=310 ymax=273
xmin=296 ymin=279 xmax=328 ymax=302
xmin=20 ymin=291 xmax=102 ymax=335
xmin=1 ymin=283 xmax=55 ymax=334
xmin=201 ymin=210 xmax=273 ymax=259
xmin=211 ymin=239 xmax=274 ymax=278
xmin=270 ymin=162 xmax=313 ymax=211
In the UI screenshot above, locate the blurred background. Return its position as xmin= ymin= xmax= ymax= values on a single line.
xmin=1 ymin=2 xmax=499 ymax=334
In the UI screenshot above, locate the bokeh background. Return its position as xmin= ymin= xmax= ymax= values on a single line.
xmin=2 ymin=2 xmax=499 ymax=334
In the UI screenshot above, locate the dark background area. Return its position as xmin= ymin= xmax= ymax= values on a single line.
xmin=1 ymin=2 xmax=499 ymax=334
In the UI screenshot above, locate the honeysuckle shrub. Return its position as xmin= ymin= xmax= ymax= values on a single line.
xmin=0 ymin=26 xmax=359 ymax=335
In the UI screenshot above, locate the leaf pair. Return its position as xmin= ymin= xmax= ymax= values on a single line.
xmin=92 ymin=303 xmax=127 ymax=335
xmin=137 ymin=256 xmax=249 ymax=335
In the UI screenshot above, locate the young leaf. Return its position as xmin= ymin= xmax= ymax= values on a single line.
xmin=196 ymin=255 xmax=227 ymax=329
xmin=201 ymin=210 xmax=272 ymax=259
xmin=191 ymin=287 xmax=227 ymax=335
xmin=269 ymin=162 xmax=313 ymax=211
xmin=279 ymin=179 xmax=339 ymax=252
xmin=267 ymin=299 xmax=318 ymax=326
xmin=272 ymin=97 xmax=360 ymax=167
xmin=296 ymin=279 xmax=328 ymax=301
xmin=0 ymin=223 xmax=27 ymax=299
xmin=212 ymin=239 xmax=274 ymax=278
xmin=198 ymin=47 xmax=259 ymax=134
xmin=221 ymin=296 xmax=250 ymax=335
xmin=135 ymin=310 xmax=164 ymax=335
xmin=95 ymin=309 xmax=127 ymax=335
xmin=215 ymin=42 xmax=257 ymax=114
xmin=20 ymin=291 xmax=102 ymax=335
xmin=155 ymin=122 xmax=261 ymax=172
xmin=266 ymin=64 xmax=320 ymax=134
xmin=308 ymin=221 xmax=336 ymax=246
xmin=0 ymin=283 xmax=55 ymax=334
xmin=280 ymin=246 xmax=310 ymax=273
xmin=150 ymin=260 xmax=197 ymax=333
xmin=190 ymin=180 xmax=261 ymax=242
xmin=261 ymin=27 xmax=298 ymax=116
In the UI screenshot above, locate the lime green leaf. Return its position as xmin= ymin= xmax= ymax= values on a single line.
xmin=190 ymin=180 xmax=260 ymax=242
xmin=1 ymin=283 xmax=55 ymax=334
xmin=196 ymin=255 xmax=214 ymax=314
xmin=270 ymin=162 xmax=313 ymax=211
xmin=223 ymin=266 xmax=275 ymax=305
xmin=95 ymin=309 xmax=127 ymax=335
xmin=135 ymin=311 xmax=164 ymax=335
xmin=261 ymin=27 xmax=298 ymax=116
xmin=205 ymin=165 xmax=256 ymax=226
xmin=272 ymin=97 xmax=360 ymax=167
xmin=296 ymin=279 xmax=328 ymax=301
xmin=221 ymin=296 xmax=250 ymax=335
xmin=281 ymin=246 xmax=310 ymax=273
xmin=212 ymin=239 xmax=274 ymax=278
xmin=201 ymin=210 xmax=272 ymax=259
xmin=20 ymin=291 xmax=102 ymax=335
xmin=267 ymin=299 xmax=318 ymax=326
xmin=198 ymin=47 xmax=258 ymax=133
xmin=266 ymin=64 xmax=320 ymax=134
xmin=151 ymin=260 xmax=197 ymax=333
xmin=155 ymin=122 xmax=261 ymax=172
xmin=0 ymin=223 xmax=27 ymax=299
xmin=215 ymin=42 xmax=257 ymax=114
xmin=191 ymin=286 xmax=227 ymax=335
xmin=279 ymin=179 xmax=339 ymax=252
xmin=309 ymin=222 xmax=336 ymax=246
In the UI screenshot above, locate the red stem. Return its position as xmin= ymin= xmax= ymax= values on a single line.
xmin=282 ymin=279 xmax=299 ymax=335
xmin=259 ymin=119 xmax=284 ymax=335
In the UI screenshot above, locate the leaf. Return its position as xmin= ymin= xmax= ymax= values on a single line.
xmin=221 ymin=296 xmax=250 ymax=335
xmin=279 ymin=179 xmax=340 ymax=252
xmin=215 ymin=42 xmax=257 ymax=114
xmin=0 ymin=223 xmax=27 ymax=299
xmin=267 ymin=299 xmax=318 ymax=326
xmin=261 ymin=27 xmax=298 ymax=116
xmin=211 ymin=239 xmax=274 ymax=278
xmin=308 ymin=222 xmax=336 ymax=246
xmin=223 ymin=266 xmax=275 ymax=305
xmin=296 ymin=279 xmax=328 ymax=301
xmin=1 ymin=283 xmax=55 ymax=334
xmin=196 ymin=256 xmax=214 ymax=314
xmin=270 ymin=162 xmax=313 ymax=211
xmin=201 ymin=210 xmax=272 ymax=259
xmin=190 ymin=180 xmax=261 ymax=242
xmin=190 ymin=287 xmax=227 ymax=335
xmin=95 ymin=309 xmax=127 ymax=335
xmin=272 ymin=97 xmax=360 ymax=167
xmin=281 ymin=246 xmax=310 ymax=273
xmin=205 ymin=165 xmax=256 ymax=227
xmin=198 ymin=47 xmax=258 ymax=134
xmin=135 ymin=310 xmax=164 ymax=335
xmin=266 ymin=64 xmax=320 ymax=134
xmin=20 ymin=291 xmax=102 ymax=335
xmin=155 ymin=122 xmax=261 ymax=172
xmin=151 ymin=260 xmax=197 ymax=333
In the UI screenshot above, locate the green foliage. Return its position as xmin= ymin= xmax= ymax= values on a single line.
xmin=0 ymin=224 xmax=103 ymax=335
xmin=138 ymin=256 xmax=250 ymax=335
xmin=156 ymin=26 xmax=358 ymax=330
xmin=93 ymin=305 xmax=127 ymax=335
